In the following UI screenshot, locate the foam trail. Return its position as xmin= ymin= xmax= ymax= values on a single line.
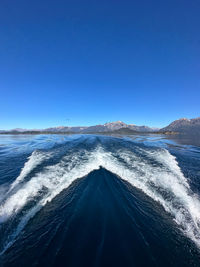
xmin=0 ymin=149 xmax=99 ymax=223
xmin=1 ymin=144 xmax=200 ymax=253
xmin=8 ymin=150 xmax=52 ymax=193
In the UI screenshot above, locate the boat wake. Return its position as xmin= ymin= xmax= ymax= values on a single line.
xmin=0 ymin=136 xmax=200 ymax=253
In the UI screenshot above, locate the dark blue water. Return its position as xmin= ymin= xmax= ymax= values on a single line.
xmin=0 ymin=134 xmax=200 ymax=266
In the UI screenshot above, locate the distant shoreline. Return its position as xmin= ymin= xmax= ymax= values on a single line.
xmin=0 ymin=131 xmax=178 ymax=135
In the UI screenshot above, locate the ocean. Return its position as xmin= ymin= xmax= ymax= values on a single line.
xmin=0 ymin=134 xmax=200 ymax=266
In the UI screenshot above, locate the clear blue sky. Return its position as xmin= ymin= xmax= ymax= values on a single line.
xmin=0 ymin=0 xmax=199 ymax=129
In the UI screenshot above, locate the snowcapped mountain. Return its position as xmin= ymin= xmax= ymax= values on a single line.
xmin=1 ymin=121 xmax=157 ymax=133
xmin=160 ymin=117 xmax=200 ymax=134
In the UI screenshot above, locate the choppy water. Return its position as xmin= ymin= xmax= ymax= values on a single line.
xmin=0 ymin=134 xmax=200 ymax=266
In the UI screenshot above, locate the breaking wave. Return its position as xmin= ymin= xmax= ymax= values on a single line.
xmin=0 ymin=136 xmax=200 ymax=253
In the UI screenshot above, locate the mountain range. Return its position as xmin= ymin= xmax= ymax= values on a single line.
xmin=0 ymin=117 xmax=200 ymax=135
xmin=159 ymin=117 xmax=200 ymax=135
xmin=45 ymin=121 xmax=158 ymax=133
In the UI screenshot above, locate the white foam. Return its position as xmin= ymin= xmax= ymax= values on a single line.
xmin=8 ymin=150 xmax=52 ymax=192
xmin=1 ymin=144 xmax=200 ymax=252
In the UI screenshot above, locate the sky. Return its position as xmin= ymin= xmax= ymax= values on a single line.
xmin=0 ymin=0 xmax=200 ymax=129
